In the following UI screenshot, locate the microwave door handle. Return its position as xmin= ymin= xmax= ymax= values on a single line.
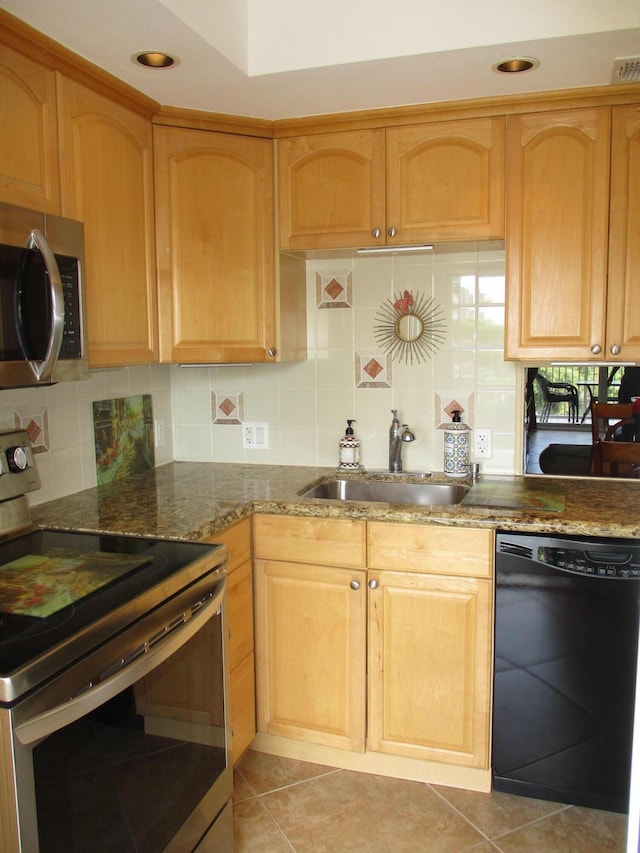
xmin=24 ymin=229 xmax=65 ymax=382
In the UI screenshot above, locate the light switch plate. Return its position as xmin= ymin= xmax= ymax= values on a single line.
xmin=154 ymin=419 xmax=166 ymax=448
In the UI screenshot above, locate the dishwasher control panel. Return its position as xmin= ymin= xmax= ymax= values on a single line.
xmin=537 ymin=547 xmax=640 ymax=578
xmin=497 ymin=533 xmax=640 ymax=580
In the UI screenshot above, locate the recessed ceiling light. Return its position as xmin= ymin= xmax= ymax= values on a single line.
xmin=133 ymin=51 xmax=178 ymax=69
xmin=492 ymin=56 xmax=540 ymax=74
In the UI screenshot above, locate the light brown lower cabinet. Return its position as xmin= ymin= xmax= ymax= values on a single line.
xmin=132 ymin=516 xmax=255 ymax=766
xmin=367 ymin=570 xmax=492 ymax=767
xmin=253 ymin=514 xmax=493 ymax=775
xmin=207 ymin=517 xmax=256 ymax=765
xmin=254 ymin=559 xmax=367 ymax=752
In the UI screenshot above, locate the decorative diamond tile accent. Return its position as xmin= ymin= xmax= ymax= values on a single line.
xmin=355 ymin=350 xmax=392 ymax=388
xmin=219 ymin=397 xmax=237 ymax=417
xmin=325 ymin=278 xmax=344 ymax=301
xmin=316 ymin=270 xmax=352 ymax=309
xmin=14 ymin=408 xmax=49 ymax=453
xmin=444 ymin=399 xmax=466 ymax=419
xmin=435 ymin=392 xmax=475 ymax=429
xmin=212 ymin=390 xmax=244 ymax=424
xmin=364 ymin=358 xmax=384 ymax=380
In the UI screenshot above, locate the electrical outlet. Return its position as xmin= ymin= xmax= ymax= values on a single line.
xmin=474 ymin=428 xmax=492 ymax=459
xmin=242 ymin=421 xmax=269 ymax=450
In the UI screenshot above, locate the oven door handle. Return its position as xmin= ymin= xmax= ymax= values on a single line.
xmin=14 ymin=578 xmax=225 ymax=746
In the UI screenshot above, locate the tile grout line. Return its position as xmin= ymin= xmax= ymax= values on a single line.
xmin=488 ymin=804 xmax=575 ymax=844
xmin=254 ymin=796 xmax=298 ymax=852
xmin=244 ymin=769 xmax=344 ymax=853
xmin=427 ymin=783 xmax=574 ymax=848
xmin=234 ymin=766 xmax=343 ymax=803
xmin=427 ymin=784 xmax=497 ymax=848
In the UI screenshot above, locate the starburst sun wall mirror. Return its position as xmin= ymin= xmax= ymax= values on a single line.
xmin=374 ymin=290 xmax=447 ymax=364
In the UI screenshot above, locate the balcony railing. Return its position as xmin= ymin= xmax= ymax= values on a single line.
xmin=532 ymin=366 xmax=622 ymax=426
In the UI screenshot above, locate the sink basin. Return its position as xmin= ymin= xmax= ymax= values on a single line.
xmin=299 ymin=478 xmax=468 ymax=506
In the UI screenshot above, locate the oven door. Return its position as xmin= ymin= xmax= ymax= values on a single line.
xmin=6 ymin=568 xmax=232 ymax=853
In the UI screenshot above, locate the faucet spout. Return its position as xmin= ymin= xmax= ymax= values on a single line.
xmin=388 ymin=410 xmax=415 ymax=473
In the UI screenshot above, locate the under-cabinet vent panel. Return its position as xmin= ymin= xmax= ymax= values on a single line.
xmin=611 ymin=56 xmax=640 ymax=84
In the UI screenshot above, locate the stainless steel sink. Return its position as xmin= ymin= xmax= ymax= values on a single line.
xmin=299 ymin=478 xmax=468 ymax=506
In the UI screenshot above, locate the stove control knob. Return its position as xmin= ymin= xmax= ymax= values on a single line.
xmin=6 ymin=445 xmax=29 ymax=472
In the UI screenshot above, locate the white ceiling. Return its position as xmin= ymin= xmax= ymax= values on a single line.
xmin=2 ymin=0 xmax=639 ymax=120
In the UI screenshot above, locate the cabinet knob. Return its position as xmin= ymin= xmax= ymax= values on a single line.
xmin=350 ymin=580 xmax=361 ymax=590
xmin=371 ymin=227 xmax=382 ymax=239
xmin=387 ymin=227 xmax=397 ymax=238
xmin=590 ymin=344 xmax=602 ymax=355
xmin=368 ymin=579 xmax=379 ymax=590
xmin=610 ymin=344 xmax=621 ymax=356
xmin=267 ymin=347 xmax=277 ymax=358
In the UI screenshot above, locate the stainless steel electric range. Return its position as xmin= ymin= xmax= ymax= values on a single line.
xmin=0 ymin=430 xmax=232 ymax=853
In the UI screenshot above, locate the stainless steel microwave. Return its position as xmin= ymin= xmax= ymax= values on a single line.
xmin=0 ymin=202 xmax=89 ymax=388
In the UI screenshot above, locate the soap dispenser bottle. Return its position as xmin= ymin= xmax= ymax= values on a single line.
xmin=444 ymin=410 xmax=470 ymax=478
xmin=338 ymin=420 xmax=361 ymax=471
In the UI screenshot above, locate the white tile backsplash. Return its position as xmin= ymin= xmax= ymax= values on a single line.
xmin=0 ymin=365 xmax=175 ymax=506
xmin=0 ymin=246 xmax=518 ymax=507
xmin=171 ymin=244 xmax=517 ymax=473
xmin=170 ymin=245 xmax=517 ymax=474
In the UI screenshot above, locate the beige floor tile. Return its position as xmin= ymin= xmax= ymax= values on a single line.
xmin=233 ymin=799 xmax=293 ymax=853
xmin=494 ymin=805 xmax=627 ymax=853
xmin=235 ymin=749 xmax=337 ymax=797
xmin=432 ymin=784 xmax=566 ymax=838
xmin=261 ymin=769 xmax=486 ymax=853
xmin=233 ymin=767 xmax=258 ymax=803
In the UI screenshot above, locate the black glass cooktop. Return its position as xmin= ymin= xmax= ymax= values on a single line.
xmin=0 ymin=528 xmax=223 ymax=694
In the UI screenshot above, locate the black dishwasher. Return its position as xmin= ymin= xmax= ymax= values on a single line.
xmin=493 ymin=531 xmax=640 ymax=813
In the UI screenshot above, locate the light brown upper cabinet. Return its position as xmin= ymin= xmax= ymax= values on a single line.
xmin=277 ymin=117 xmax=505 ymax=250
xmin=606 ymin=104 xmax=640 ymax=361
xmin=277 ymin=129 xmax=385 ymax=250
xmin=57 ymin=76 xmax=158 ymax=367
xmin=505 ymin=105 xmax=640 ymax=362
xmin=154 ymin=126 xmax=279 ymax=364
xmin=0 ymin=43 xmax=60 ymax=213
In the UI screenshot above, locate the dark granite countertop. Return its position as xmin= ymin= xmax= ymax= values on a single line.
xmin=30 ymin=462 xmax=640 ymax=542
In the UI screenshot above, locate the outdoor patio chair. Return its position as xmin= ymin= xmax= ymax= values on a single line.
xmin=534 ymin=374 xmax=579 ymax=423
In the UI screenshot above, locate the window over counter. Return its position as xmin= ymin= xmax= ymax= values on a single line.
xmin=524 ymin=365 xmax=640 ymax=477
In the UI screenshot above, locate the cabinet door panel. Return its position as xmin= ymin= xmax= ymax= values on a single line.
xmin=255 ymin=559 xmax=366 ymax=751
xmin=226 ymin=559 xmax=254 ymax=671
xmin=368 ymin=571 xmax=492 ymax=768
xmin=206 ymin=517 xmax=255 ymax=761
xmin=278 ymin=129 xmax=385 ymax=249
xmin=505 ymin=108 xmax=610 ymax=360
xmin=386 ymin=118 xmax=505 ymax=242
xmin=607 ymin=104 xmax=640 ymax=361
xmin=0 ymin=44 xmax=60 ymax=213
xmin=230 ymin=651 xmax=256 ymax=765
xmin=155 ymin=127 xmax=275 ymax=363
xmin=58 ymin=76 xmax=157 ymax=366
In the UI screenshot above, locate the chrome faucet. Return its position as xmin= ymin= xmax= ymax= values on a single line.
xmin=389 ymin=409 xmax=415 ymax=473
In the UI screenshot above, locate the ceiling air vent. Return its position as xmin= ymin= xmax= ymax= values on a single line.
xmin=611 ymin=56 xmax=640 ymax=84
